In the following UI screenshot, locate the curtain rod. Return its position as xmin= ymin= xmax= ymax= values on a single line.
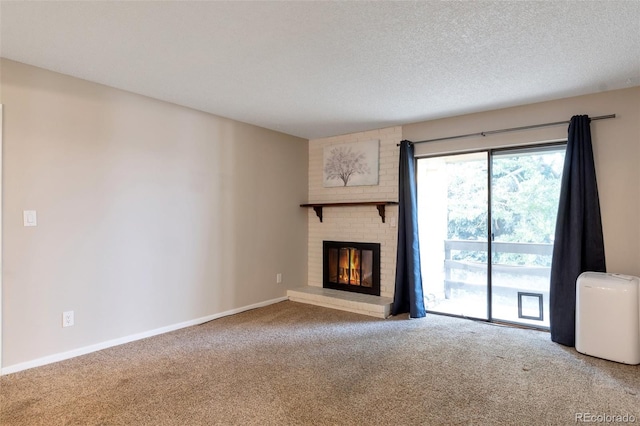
xmin=402 ymin=114 xmax=616 ymax=145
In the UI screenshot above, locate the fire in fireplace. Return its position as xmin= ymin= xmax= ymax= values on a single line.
xmin=323 ymin=241 xmax=380 ymax=296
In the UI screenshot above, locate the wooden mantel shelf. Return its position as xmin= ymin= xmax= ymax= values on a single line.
xmin=300 ymin=201 xmax=399 ymax=223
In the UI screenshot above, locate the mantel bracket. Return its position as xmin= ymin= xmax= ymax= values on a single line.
xmin=376 ymin=204 xmax=386 ymax=223
xmin=312 ymin=206 xmax=323 ymax=223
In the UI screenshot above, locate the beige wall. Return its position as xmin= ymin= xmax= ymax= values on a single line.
xmin=404 ymin=87 xmax=640 ymax=277
xmin=307 ymin=127 xmax=400 ymax=298
xmin=0 ymin=59 xmax=308 ymax=369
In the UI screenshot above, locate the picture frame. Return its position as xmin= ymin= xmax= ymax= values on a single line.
xmin=323 ymin=139 xmax=379 ymax=187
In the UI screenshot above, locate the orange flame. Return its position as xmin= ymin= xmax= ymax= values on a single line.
xmin=338 ymin=248 xmax=361 ymax=285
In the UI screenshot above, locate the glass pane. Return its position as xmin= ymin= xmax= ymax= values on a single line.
xmin=339 ymin=248 xmax=349 ymax=284
xmin=350 ymin=249 xmax=361 ymax=286
xmin=328 ymin=248 xmax=338 ymax=283
xmin=490 ymin=146 xmax=565 ymax=328
xmin=361 ymin=250 xmax=373 ymax=287
xmin=418 ymin=152 xmax=489 ymax=320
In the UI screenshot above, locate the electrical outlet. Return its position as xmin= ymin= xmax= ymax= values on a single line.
xmin=276 ymin=273 xmax=282 ymax=284
xmin=62 ymin=311 xmax=74 ymax=327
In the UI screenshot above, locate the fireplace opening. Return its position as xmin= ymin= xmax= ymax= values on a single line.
xmin=323 ymin=241 xmax=380 ymax=296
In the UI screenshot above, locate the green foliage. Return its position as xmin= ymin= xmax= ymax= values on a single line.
xmin=446 ymin=150 xmax=564 ymax=267
xmin=446 ymin=157 xmax=488 ymax=241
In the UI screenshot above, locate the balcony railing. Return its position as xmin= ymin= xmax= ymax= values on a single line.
xmin=444 ymin=239 xmax=553 ymax=299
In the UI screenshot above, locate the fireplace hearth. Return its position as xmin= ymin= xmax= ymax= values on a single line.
xmin=323 ymin=241 xmax=381 ymax=296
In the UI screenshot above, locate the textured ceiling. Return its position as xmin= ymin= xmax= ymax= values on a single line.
xmin=1 ymin=1 xmax=639 ymax=139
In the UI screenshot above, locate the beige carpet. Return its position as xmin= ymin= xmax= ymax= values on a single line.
xmin=1 ymin=301 xmax=638 ymax=425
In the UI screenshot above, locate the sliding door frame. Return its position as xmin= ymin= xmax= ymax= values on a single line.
xmin=415 ymin=140 xmax=566 ymax=329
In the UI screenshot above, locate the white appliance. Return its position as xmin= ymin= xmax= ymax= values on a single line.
xmin=575 ymin=272 xmax=640 ymax=364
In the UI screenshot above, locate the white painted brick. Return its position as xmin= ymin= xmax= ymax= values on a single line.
xmin=307 ymin=127 xmax=400 ymax=299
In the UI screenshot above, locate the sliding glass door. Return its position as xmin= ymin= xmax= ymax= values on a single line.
xmin=417 ymin=152 xmax=489 ymax=320
xmin=417 ymin=145 xmax=565 ymax=327
xmin=489 ymin=147 xmax=564 ymax=327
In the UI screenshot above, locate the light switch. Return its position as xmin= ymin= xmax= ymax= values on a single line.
xmin=390 ymin=217 xmax=397 ymax=228
xmin=23 ymin=210 xmax=37 ymax=227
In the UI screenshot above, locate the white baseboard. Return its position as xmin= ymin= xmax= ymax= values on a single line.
xmin=1 ymin=296 xmax=288 ymax=375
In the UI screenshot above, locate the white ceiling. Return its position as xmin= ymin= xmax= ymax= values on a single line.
xmin=1 ymin=1 xmax=639 ymax=139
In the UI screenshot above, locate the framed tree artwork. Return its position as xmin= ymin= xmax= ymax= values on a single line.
xmin=323 ymin=139 xmax=379 ymax=187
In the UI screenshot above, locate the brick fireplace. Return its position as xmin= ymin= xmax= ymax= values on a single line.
xmin=305 ymin=126 xmax=401 ymax=301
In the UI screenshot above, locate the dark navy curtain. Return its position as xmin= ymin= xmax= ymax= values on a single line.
xmin=549 ymin=115 xmax=606 ymax=346
xmin=392 ymin=140 xmax=426 ymax=318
